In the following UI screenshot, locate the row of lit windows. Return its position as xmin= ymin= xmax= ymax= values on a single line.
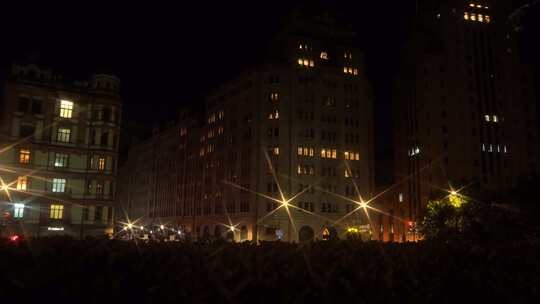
xmin=208 ymin=110 xmax=225 ymax=124
xmin=298 ymin=43 xmax=353 ymax=60
xmin=208 ymin=127 xmax=224 ymax=139
xmin=344 ymin=151 xmax=360 ymax=161
xmin=408 ymin=146 xmax=421 ymax=157
xmin=268 ymin=110 xmax=280 ymax=120
xmin=321 ymin=148 xmax=338 ymax=159
xmin=269 ymin=92 xmax=279 ymax=102
xmin=469 ymin=3 xmax=488 ymax=9
xmin=484 ymin=114 xmax=499 ymax=123
xmin=13 ymin=203 xmax=63 ymax=220
xmin=464 ymin=12 xmax=491 ymax=23
xmin=297 ymin=164 xmax=315 ymax=175
xmin=298 ymin=147 xmax=315 ymax=157
xmin=482 ymin=144 xmax=508 ymax=153
xmin=18 ymin=178 xmax=109 ymax=196
xmin=343 ymin=67 xmax=359 ymax=75
xmin=298 ymin=58 xmax=315 ymax=68
xmin=19 ymin=149 xmax=106 ymax=170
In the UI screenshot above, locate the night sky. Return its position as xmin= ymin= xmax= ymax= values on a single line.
xmin=1 ymin=1 xmax=538 ymax=184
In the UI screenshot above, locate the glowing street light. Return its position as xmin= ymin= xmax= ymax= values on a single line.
xmin=127 ymin=223 xmax=133 ymax=229
xmin=160 ymin=225 xmax=164 ymax=230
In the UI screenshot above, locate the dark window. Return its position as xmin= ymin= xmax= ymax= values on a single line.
xmin=103 ymin=108 xmax=112 ymax=122
xmin=20 ymin=125 xmax=35 ymax=138
xmin=18 ymin=97 xmax=29 ymax=112
xmin=31 ymin=98 xmax=42 ymax=114
xmin=101 ymin=132 xmax=108 ymax=146
xmin=95 ymin=206 xmax=102 ymax=221
xmin=82 ymin=207 xmax=89 ymax=221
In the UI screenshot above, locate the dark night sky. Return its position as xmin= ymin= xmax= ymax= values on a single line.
xmin=1 ymin=1 xmax=538 ymax=184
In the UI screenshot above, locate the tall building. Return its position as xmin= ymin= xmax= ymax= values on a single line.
xmin=394 ymin=0 xmax=539 ymax=223
xmin=119 ymin=12 xmax=375 ymax=242
xmin=0 ymin=63 xmax=122 ymax=238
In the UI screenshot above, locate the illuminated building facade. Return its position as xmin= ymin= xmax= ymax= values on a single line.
xmin=394 ymin=0 xmax=539 ymax=226
xmin=0 ymin=64 xmax=122 ymax=238
xmin=184 ymin=13 xmax=374 ymax=242
xmin=119 ymin=13 xmax=375 ymax=242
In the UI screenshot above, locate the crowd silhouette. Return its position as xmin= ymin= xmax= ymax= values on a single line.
xmin=1 ymin=237 xmax=538 ymax=303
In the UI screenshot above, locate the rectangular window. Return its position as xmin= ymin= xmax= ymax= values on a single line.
xmin=98 ymin=157 xmax=106 ymax=170
xmin=96 ymin=182 xmax=103 ymax=196
xmin=59 ymin=100 xmax=74 ymax=118
xmin=95 ymin=206 xmax=103 ymax=221
xmin=268 ymin=147 xmax=279 ymax=156
xmin=19 ymin=149 xmax=31 ymax=164
xmin=60 ymin=100 xmax=73 ymax=118
xmin=52 ymin=178 xmax=66 ymax=193
xmin=14 ymin=203 xmax=25 ymax=218
xmin=270 ymin=92 xmax=279 ymax=102
xmin=268 ymin=110 xmax=279 ymax=120
xmin=54 ymin=153 xmax=69 ymax=168
xmin=17 ymin=176 xmax=27 ymax=191
xmin=18 ymin=97 xmax=30 ymax=112
xmin=57 ymin=128 xmax=71 ymax=143
xmin=50 ymin=204 xmax=64 ymax=219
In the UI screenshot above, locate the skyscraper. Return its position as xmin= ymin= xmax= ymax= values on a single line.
xmin=394 ymin=0 xmax=538 ymax=222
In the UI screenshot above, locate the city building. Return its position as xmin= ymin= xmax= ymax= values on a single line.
xmin=0 ymin=63 xmax=122 ymax=238
xmin=394 ymin=0 xmax=539 ymax=225
xmin=119 ymin=12 xmax=376 ymax=242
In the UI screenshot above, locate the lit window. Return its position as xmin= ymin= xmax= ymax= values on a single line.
xmin=471 ymin=13 xmax=476 ymax=21
xmin=309 ymin=60 xmax=314 ymax=67
xmin=321 ymin=149 xmax=326 ymax=158
xmin=298 ymin=58 xmax=303 ymax=65
xmin=476 ymin=4 xmax=482 ymax=8
xmin=320 ymin=52 xmax=328 ymax=60
xmin=98 ymin=157 xmax=106 ymax=170
xmin=331 ymin=149 xmax=337 ymax=159
xmin=218 ymin=126 xmax=224 ymax=135
xmin=50 ymin=204 xmax=64 ymax=219
xmin=485 ymin=15 xmax=491 ymax=23
xmin=469 ymin=3 xmax=475 ymax=7
xmin=52 ymin=178 xmax=66 ymax=193
xmin=344 ymin=151 xmax=350 ymax=160
xmin=14 ymin=203 xmax=25 ymax=218
xmin=17 ymin=176 xmax=27 ymax=191
xmin=19 ymin=149 xmax=31 ymax=164
xmin=269 ymin=147 xmax=279 ymax=156
xmin=399 ymin=193 xmax=403 ymax=202
xmin=493 ymin=115 xmax=498 ymax=122
xmin=298 ymin=147 xmax=303 ymax=156
xmin=464 ymin=12 xmax=470 ymax=20
xmin=355 ymin=153 xmax=360 ymax=161
xmin=54 ymin=153 xmax=69 ymax=168
xmin=484 ymin=115 xmax=490 ymax=122
xmin=57 ymin=128 xmax=71 ymax=143
xmin=218 ymin=110 xmax=224 ymax=119
xmin=270 ymin=92 xmax=279 ymax=102
xmin=268 ymin=110 xmax=279 ymax=120
xmin=503 ymin=145 xmax=508 ymax=153
xmin=345 ymin=169 xmax=351 ymax=178
xmin=353 ymin=69 xmax=358 ymax=75
xmin=96 ymin=182 xmax=103 ymax=195
xmin=478 ymin=14 xmax=484 ymax=22
xmin=59 ymin=100 xmax=74 ymax=118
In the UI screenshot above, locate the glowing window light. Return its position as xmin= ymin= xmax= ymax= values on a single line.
xmin=320 ymin=52 xmax=328 ymax=60
xmin=309 ymin=60 xmax=314 ymax=67
xmin=298 ymin=147 xmax=303 ymax=156
xmin=484 ymin=114 xmax=490 ymax=122
xmin=59 ymin=100 xmax=74 ymax=118
xmin=98 ymin=157 xmax=106 ymax=170
xmin=50 ymin=204 xmax=64 ymax=219
xmin=52 ymin=178 xmax=66 ymax=193
xmin=355 ymin=153 xmax=360 ymax=161
xmin=469 ymin=3 xmax=475 ymax=7
xmin=478 ymin=14 xmax=484 ymax=22
xmin=476 ymin=4 xmax=482 ymax=8
xmin=471 ymin=13 xmax=476 ymax=21
xmin=343 ymin=67 xmax=348 ymax=73
xmin=353 ymin=68 xmax=358 ymax=75
xmin=321 ymin=149 xmax=326 ymax=158
xmin=503 ymin=145 xmax=508 ymax=153
xmin=464 ymin=12 xmax=470 ymax=20
xmin=482 ymin=143 xmax=486 ymax=152
xmin=485 ymin=15 xmax=491 ymax=23
xmin=331 ymin=149 xmax=337 ymax=159
xmin=298 ymin=58 xmax=303 ymax=65
xmin=16 ymin=176 xmax=27 ymax=191
xmin=14 ymin=203 xmax=24 ymax=218
xmin=344 ymin=151 xmax=350 ymax=160
xmin=19 ymin=149 xmax=31 ymax=164
xmin=493 ymin=115 xmax=498 ymax=122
